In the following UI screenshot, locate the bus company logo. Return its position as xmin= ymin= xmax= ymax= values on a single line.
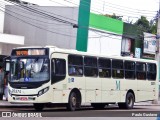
xmin=116 ymin=80 xmax=120 ymax=90
xmin=2 ymin=112 xmax=11 ymax=117
xmin=12 ymin=89 xmax=22 ymax=94
xmin=68 ymin=78 xmax=74 ymax=83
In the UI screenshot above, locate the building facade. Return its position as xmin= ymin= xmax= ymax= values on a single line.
xmin=0 ymin=1 xmax=24 ymax=56
xmin=4 ymin=5 xmax=78 ymax=51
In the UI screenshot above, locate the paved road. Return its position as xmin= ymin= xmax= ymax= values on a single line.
xmin=0 ymin=100 xmax=160 ymax=119
xmin=0 ymin=103 xmax=160 ymax=116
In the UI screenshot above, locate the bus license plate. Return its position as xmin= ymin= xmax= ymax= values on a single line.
xmin=20 ymin=97 xmax=28 ymax=101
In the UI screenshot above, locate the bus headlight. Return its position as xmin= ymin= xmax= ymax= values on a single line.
xmin=37 ymin=87 xmax=49 ymax=97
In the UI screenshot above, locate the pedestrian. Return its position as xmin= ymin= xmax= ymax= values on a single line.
xmin=0 ymin=66 xmax=4 ymax=100
xmin=4 ymin=72 xmax=9 ymax=101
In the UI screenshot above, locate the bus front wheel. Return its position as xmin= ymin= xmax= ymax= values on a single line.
xmin=33 ymin=103 xmax=44 ymax=111
xmin=67 ymin=91 xmax=78 ymax=111
xmin=118 ymin=92 xmax=134 ymax=109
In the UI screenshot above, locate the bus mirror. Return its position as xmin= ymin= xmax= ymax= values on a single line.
xmin=51 ymin=59 xmax=55 ymax=75
xmin=4 ymin=56 xmax=10 ymax=72
xmin=5 ymin=62 xmax=10 ymax=72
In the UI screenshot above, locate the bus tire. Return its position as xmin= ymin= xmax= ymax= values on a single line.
xmin=67 ymin=91 xmax=77 ymax=111
xmin=91 ymin=103 xmax=106 ymax=109
xmin=33 ymin=103 xmax=44 ymax=111
xmin=118 ymin=92 xmax=134 ymax=109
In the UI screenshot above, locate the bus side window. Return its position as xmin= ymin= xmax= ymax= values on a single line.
xmin=112 ymin=59 xmax=124 ymax=79
xmin=124 ymin=61 xmax=135 ymax=79
xmin=84 ymin=56 xmax=98 ymax=77
xmin=98 ymin=58 xmax=111 ymax=78
xmin=147 ymin=63 xmax=156 ymax=81
xmin=51 ymin=58 xmax=66 ymax=84
xmin=68 ymin=55 xmax=83 ymax=76
xmin=136 ymin=62 xmax=146 ymax=80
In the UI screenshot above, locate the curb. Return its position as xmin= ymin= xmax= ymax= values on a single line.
xmin=0 ymin=105 xmax=33 ymax=108
xmin=134 ymin=104 xmax=160 ymax=106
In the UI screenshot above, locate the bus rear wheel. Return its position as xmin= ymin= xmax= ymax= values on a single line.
xmin=118 ymin=92 xmax=134 ymax=109
xmin=67 ymin=91 xmax=78 ymax=111
xmin=33 ymin=103 xmax=44 ymax=111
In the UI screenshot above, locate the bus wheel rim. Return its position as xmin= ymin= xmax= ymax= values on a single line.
xmin=127 ymin=96 xmax=133 ymax=106
xmin=71 ymin=96 xmax=76 ymax=107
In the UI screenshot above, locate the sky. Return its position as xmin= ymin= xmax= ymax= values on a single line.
xmin=6 ymin=0 xmax=160 ymax=23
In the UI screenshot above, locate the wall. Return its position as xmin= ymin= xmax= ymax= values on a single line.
xmin=88 ymin=31 xmax=122 ymax=56
xmin=0 ymin=33 xmax=24 ymax=55
xmin=0 ymin=11 xmax=4 ymax=33
xmin=4 ymin=5 xmax=79 ymax=49
xmin=87 ymin=13 xmax=123 ymax=56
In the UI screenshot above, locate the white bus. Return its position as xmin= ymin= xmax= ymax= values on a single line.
xmin=6 ymin=46 xmax=159 ymax=111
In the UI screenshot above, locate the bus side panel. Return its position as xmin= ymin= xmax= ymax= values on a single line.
xmin=137 ymin=80 xmax=155 ymax=102
xmin=101 ymin=78 xmax=121 ymax=102
xmin=85 ymin=77 xmax=101 ymax=102
xmin=120 ymin=79 xmax=137 ymax=102
xmin=51 ymin=53 xmax=68 ymax=103
xmin=51 ymin=53 xmax=86 ymax=103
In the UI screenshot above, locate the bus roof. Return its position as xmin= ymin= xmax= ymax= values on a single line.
xmin=13 ymin=46 xmax=157 ymax=63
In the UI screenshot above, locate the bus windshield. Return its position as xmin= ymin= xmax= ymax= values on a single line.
xmin=10 ymin=58 xmax=49 ymax=82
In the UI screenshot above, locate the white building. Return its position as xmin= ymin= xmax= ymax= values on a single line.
xmin=0 ymin=0 xmax=24 ymax=55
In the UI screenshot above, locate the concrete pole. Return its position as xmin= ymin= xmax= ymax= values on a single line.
xmin=153 ymin=1 xmax=160 ymax=104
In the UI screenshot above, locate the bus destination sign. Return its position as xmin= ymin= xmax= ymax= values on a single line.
xmin=13 ymin=49 xmax=46 ymax=56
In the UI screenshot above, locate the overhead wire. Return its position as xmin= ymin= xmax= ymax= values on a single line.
xmin=4 ymin=0 xmax=77 ymax=26
xmin=0 ymin=2 xmax=71 ymax=26
xmin=1 ymin=0 xmax=156 ymax=40
xmin=0 ymin=6 xmax=77 ymax=38
xmin=61 ymin=0 xmax=157 ymax=22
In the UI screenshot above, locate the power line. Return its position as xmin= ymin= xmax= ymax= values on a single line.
xmin=62 ymin=0 xmax=155 ymax=19
xmin=80 ymin=0 xmax=157 ymax=13
xmin=0 ymin=2 xmax=71 ymax=26
xmin=4 ymin=0 xmax=122 ymax=35
xmin=4 ymin=0 xmax=127 ymax=35
xmin=6 ymin=0 xmax=78 ymax=23
xmin=0 ymin=7 xmax=77 ymax=38
xmin=98 ymin=1 xmax=157 ymax=13
xmin=2 ymin=0 xmax=154 ymax=40
xmin=4 ymin=0 xmax=77 ymax=26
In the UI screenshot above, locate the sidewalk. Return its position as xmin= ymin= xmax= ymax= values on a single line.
xmin=134 ymin=100 xmax=160 ymax=106
xmin=0 ymin=100 xmax=33 ymax=108
xmin=0 ymin=100 xmax=160 ymax=108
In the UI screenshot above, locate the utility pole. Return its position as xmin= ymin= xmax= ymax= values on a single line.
xmin=154 ymin=0 xmax=160 ymax=104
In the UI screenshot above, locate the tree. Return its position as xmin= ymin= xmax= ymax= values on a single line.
xmin=104 ymin=13 xmax=122 ymax=21
xmin=134 ymin=16 xmax=150 ymax=32
xmin=149 ymin=20 xmax=157 ymax=34
xmin=134 ymin=16 xmax=157 ymax=34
